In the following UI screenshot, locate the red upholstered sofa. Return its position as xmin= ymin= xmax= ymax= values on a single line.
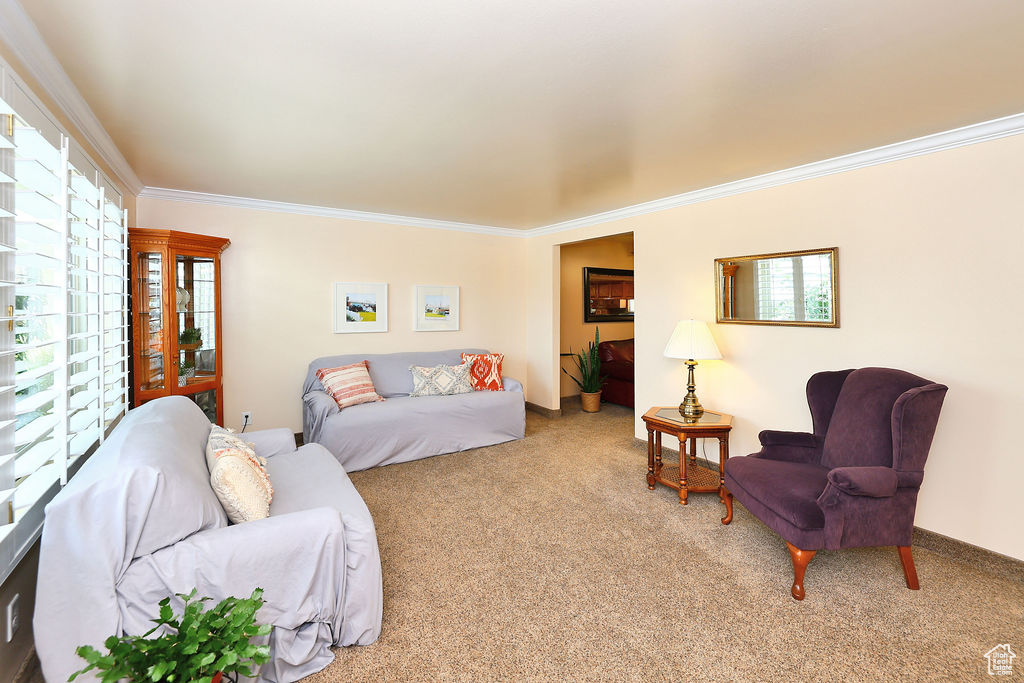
xmin=598 ymin=338 xmax=634 ymax=408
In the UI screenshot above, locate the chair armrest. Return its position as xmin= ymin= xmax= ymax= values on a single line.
xmin=759 ymin=430 xmax=819 ymax=448
xmin=245 ymin=428 xmax=297 ymax=459
xmin=754 ymin=430 xmax=823 ymax=464
xmin=825 ymin=466 xmax=899 ymax=498
xmin=502 ymin=376 xmax=523 ymax=393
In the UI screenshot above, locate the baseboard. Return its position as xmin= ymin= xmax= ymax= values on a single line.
xmin=526 ymin=401 xmax=562 ymax=419
xmin=631 ymin=437 xmax=1024 ymax=583
xmin=13 ymin=648 xmax=40 ymax=683
xmin=912 ymin=528 xmax=1024 ymax=584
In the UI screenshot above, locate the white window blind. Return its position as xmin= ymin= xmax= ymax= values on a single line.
xmin=0 ymin=87 xmax=129 ymax=584
xmin=754 ymin=253 xmax=833 ymax=322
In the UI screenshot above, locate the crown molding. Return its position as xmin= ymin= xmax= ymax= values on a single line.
xmin=141 ymin=112 xmax=1024 ymax=239
xmin=529 ymin=112 xmax=1024 ymax=236
xmin=137 ymin=187 xmax=526 ymax=237
xmin=0 ymin=0 xmax=144 ymax=195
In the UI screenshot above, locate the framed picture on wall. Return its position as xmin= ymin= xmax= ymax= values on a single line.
xmin=583 ymin=267 xmax=634 ymax=323
xmin=333 ymin=282 xmax=389 ymax=333
xmin=414 ymin=285 xmax=460 ymax=331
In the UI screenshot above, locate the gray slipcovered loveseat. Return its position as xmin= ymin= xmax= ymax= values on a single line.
xmin=34 ymin=396 xmax=382 ymax=683
xmin=303 ymin=349 xmax=525 ymax=472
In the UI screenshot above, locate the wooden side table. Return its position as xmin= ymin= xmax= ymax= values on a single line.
xmin=641 ymin=407 xmax=733 ymax=516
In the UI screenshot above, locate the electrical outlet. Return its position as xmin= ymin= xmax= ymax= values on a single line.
xmin=241 ymin=411 xmax=253 ymax=428
xmin=5 ymin=593 xmax=19 ymax=643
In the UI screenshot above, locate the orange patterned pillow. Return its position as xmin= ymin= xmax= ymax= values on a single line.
xmin=461 ymin=352 xmax=505 ymax=391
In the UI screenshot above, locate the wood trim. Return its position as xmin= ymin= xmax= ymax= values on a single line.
xmin=526 ymin=401 xmax=561 ymax=419
xmin=129 ymin=228 xmax=230 ymax=254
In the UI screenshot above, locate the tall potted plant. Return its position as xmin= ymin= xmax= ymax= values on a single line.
xmin=562 ymin=327 xmax=603 ymax=412
xmin=70 ymin=588 xmax=271 ymax=683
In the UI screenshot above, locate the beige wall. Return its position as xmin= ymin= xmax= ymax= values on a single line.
xmin=525 ymin=133 xmax=1024 ymax=561
xmin=135 ymin=198 xmax=529 ymax=432
xmin=558 ymin=235 xmax=634 ymax=397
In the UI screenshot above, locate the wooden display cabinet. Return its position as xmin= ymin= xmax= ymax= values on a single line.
xmin=129 ymin=228 xmax=230 ymax=424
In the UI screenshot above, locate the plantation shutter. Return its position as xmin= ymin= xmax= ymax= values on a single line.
xmin=0 ymin=83 xmax=130 ymax=583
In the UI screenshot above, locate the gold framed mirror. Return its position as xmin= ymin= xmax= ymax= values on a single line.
xmin=715 ymin=247 xmax=839 ymax=327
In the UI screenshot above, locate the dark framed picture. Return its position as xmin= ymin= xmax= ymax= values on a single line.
xmin=583 ymin=267 xmax=634 ymax=323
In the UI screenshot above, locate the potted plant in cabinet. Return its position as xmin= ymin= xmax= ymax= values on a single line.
xmin=562 ymin=328 xmax=603 ymax=412
xmin=178 ymin=327 xmax=203 ymax=352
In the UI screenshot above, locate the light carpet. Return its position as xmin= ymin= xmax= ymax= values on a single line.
xmin=308 ymin=404 xmax=1023 ymax=682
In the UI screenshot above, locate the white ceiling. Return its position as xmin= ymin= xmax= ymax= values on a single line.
xmin=17 ymin=0 xmax=1024 ymax=229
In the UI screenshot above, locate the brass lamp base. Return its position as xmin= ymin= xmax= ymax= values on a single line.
xmin=678 ymin=359 xmax=705 ymax=420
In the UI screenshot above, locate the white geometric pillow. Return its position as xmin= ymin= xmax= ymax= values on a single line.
xmin=409 ymin=362 xmax=474 ymax=397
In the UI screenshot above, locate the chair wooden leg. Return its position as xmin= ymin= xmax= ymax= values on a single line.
xmin=897 ymin=546 xmax=920 ymax=590
xmin=786 ymin=542 xmax=816 ymax=600
xmin=720 ymin=487 xmax=733 ymax=525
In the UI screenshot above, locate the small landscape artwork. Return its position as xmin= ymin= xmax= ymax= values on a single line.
xmin=415 ymin=285 xmax=459 ymax=331
xmin=423 ymin=294 xmax=451 ymax=319
xmin=334 ymin=282 xmax=388 ymax=333
xmin=346 ymin=293 xmax=377 ymax=322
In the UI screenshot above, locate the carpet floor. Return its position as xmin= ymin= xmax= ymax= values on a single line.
xmin=307 ymin=404 xmax=1023 ymax=682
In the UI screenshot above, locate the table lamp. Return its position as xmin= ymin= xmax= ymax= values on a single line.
xmin=663 ymin=319 xmax=722 ymax=419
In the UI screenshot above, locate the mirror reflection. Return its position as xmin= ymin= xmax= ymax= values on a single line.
xmin=584 ymin=267 xmax=634 ymax=323
xmin=715 ymin=248 xmax=838 ymax=327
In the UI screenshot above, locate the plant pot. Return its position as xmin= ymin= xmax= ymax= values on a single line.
xmin=179 ymin=342 xmax=201 ymax=351
xmin=581 ymin=391 xmax=602 ymax=413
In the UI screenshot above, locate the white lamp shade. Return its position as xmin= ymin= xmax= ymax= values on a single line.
xmin=663 ymin=319 xmax=722 ymax=360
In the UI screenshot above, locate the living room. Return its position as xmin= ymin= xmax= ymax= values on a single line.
xmin=1 ymin=2 xmax=1023 ymax=681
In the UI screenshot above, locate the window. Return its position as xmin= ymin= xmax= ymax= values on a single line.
xmin=754 ymin=252 xmax=833 ymax=322
xmin=0 ymin=82 xmax=128 ymax=584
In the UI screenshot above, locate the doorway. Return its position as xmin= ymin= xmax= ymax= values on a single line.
xmin=557 ymin=232 xmax=635 ymax=412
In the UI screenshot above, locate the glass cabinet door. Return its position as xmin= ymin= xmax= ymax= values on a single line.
xmin=175 ymin=254 xmax=216 ymax=388
xmin=136 ymin=251 xmax=164 ymax=391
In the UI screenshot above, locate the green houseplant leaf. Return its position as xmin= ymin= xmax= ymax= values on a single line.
xmin=561 ymin=327 xmax=603 ymax=393
xmin=70 ymin=588 xmax=272 ymax=683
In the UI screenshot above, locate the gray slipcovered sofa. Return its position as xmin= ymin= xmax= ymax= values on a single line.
xmin=34 ymin=396 xmax=382 ymax=683
xmin=303 ymin=349 xmax=525 ymax=472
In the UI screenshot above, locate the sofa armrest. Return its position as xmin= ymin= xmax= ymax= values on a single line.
xmin=304 ymin=390 xmax=340 ymax=417
xmin=303 ymin=390 xmax=340 ymax=445
xmin=245 ymin=428 xmax=297 ymax=459
xmin=825 ymin=466 xmax=899 ymax=498
xmin=119 ymin=508 xmax=352 ymax=632
xmin=502 ymin=376 xmax=523 ymax=393
xmin=755 ymin=430 xmax=823 ymax=464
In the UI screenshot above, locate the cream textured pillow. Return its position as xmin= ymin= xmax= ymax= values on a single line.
xmin=409 ymin=362 xmax=474 ymax=397
xmin=209 ymin=447 xmax=274 ymax=524
xmin=205 ymin=425 xmax=273 ymax=523
xmin=206 ymin=424 xmax=252 ymax=472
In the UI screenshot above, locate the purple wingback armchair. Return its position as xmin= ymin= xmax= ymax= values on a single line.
xmin=722 ymin=367 xmax=947 ymax=600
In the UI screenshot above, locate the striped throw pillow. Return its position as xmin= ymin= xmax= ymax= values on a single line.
xmin=316 ymin=361 xmax=385 ymax=409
